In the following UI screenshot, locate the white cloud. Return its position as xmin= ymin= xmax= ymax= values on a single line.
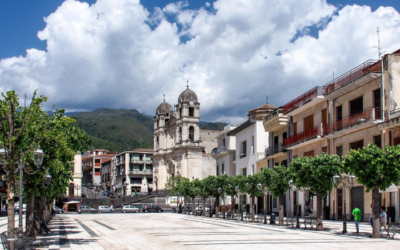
xmin=1 ymin=0 xmax=400 ymax=123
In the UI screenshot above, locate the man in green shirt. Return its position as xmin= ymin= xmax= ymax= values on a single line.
xmin=352 ymin=205 xmax=362 ymax=233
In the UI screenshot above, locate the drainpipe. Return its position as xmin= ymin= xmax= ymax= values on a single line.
xmin=380 ymin=56 xmax=386 ymax=148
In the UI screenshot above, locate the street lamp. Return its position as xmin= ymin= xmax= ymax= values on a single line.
xmin=234 ymin=186 xmax=239 ymax=220
xmin=333 ymin=173 xmax=355 ymax=234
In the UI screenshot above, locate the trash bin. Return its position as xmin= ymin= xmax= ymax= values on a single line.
xmin=270 ymin=213 xmax=276 ymax=225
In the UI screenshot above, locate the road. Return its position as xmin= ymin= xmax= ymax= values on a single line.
xmin=26 ymin=213 xmax=399 ymax=250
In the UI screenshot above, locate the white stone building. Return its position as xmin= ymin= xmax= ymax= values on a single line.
xmin=152 ymin=86 xmax=219 ymax=190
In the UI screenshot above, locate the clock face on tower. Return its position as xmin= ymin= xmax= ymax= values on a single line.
xmin=190 ymin=101 xmax=194 ymax=106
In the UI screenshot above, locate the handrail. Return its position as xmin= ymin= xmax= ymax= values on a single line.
xmin=323 ymin=108 xmax=381 ymax=135
xmin=284 ymin=125 xmax=320 ymax=147
xmin=323 ymin=60 xmax=380 ymax=95
xmin=283 ymin=86 xmax=323 ymax=114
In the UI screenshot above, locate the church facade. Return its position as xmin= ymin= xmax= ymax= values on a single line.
xmin=152 ymin=86 xmax=219 ymax=190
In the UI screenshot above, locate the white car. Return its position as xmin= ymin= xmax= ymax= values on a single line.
xmin=122 ymin=205 xmax=139 ymax=213
xmin=195 ymin=206 xmax=210 ymax=211
xmin=98 ymin=205 xmax=114 ymax=213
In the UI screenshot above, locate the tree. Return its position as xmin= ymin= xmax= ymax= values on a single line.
xmin=342 ymin=143 xmax=400 ymax=237
xmin=199 ymin=175 xmax=218 ymax=216
xmin=214 ymin=174 xmax=228 ymax=218
xmin=22 ymin=109 xmax=92 ymax=235
xmin=224 ymin=175 xmax=246 ymax=219
xmin=261 ymin=166 xmax=290 ymax=225
xmin=165 ymin=175 xmax=186 ymax=211
xmin=289 ymin=153 xmax=342 ymax=230
xmin=0 ymin=90 xmax=50 ymax=249
xmin=191 ymin=178 xmax=202 ymax=215
xmin=241 ymin=173 xmax=263 ymax=222
xmin=176 ymin=178 xmax=192 ymax=214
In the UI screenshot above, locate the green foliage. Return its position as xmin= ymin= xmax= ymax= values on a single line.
xmin=165 ymin=176 xmax=187 ymax=194
xmin=200 ymin=122 xmax=228 ymax=131
xmin=289 ymin=153 xmax=341 ymax=196
xmin=241 ymin=173 xmax=263 ymax=198
xmin=342 ymin=143 xmax=400 ymax=191
xmin=224 ymin=174 xmax=246 ymax=197
xmin=262 ymin=166 xmax=290 ymax=198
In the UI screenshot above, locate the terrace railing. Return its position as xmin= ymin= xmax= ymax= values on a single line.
xmin=323 ymin=108 xmax=381 ymax=135
xmin=283 ymin=86 xmax=323 ymax=114
xmin=284 ymin=125 xmax=321 ymax=147
xmin=323 ymin=60 xmax=380 ymax=95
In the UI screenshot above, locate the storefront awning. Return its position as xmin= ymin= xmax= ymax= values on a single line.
xmin=64 ymin=201 xmax=81 ymax=204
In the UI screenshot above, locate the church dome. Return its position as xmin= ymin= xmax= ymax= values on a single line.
xmin=178 ymin=87 xmax=198 ymax=103
xmin=156 ymin=101 xmax=173 ymax=115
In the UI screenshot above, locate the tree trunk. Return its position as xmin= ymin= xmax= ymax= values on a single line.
xmin=26 ymin=192 xmax=35 ymax=237
xmin=215 ymin=195 xmax=219 ymax=218
xmin=251 ymin=195 xmax=255 ymax=222
xmin=7 ymin=170 xmax=16 ymax=250
xmin=278 ymin=195 xmax=284 ymax=225
xmin=191 ymin=197 xmax=195 ymax=216
xmin=230 ymin=195 xmax=234 ymax=220
xmin=33 ymin=196 xmax=43 ymax=235
xmin=184 ymin=197 xmax=187 ymax=214
xmin=316 ymin=192 xmax=324 ymax=230
xmin=372 ymin=186 xmax=381 ymax=238
xmin=202 ymin=198 xmax=206 ymax=216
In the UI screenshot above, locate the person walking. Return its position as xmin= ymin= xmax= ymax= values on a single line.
xmin=380 ymin=206 xmax=387 ymax=234
xmin=109 ymin=205 xmax=114 ymax=213
xmin=352 ymin=205 xmax=362 ymax=233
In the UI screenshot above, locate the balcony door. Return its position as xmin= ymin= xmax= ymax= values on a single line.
xmin=337 ymin=189 xmax=343 ymax=219
xmin=350 ymin=96 xmax=363 ymax=116
xmin=304 ymin=115 xmax=314 ymax=131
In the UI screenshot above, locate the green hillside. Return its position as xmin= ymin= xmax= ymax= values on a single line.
xmin=72 ymin=108 xmax=226 ymax=152
xmin=72 ymin=108 xmax=154 ymax=152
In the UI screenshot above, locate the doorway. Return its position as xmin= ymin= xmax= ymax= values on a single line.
xmin=69 ymin=183 xmax=74 ymax=198
xmin=337 ymin=189 xmax=343 ymax=220
xmin=351 ymin=187 xmax=364 ymax=220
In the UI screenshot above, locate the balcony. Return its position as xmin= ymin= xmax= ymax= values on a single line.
xmin=284 ymin=124 xmax=324 ymax=149
xmin=283 ymin=86 xmax=325 ymax=116
xmin=239 ymin=152 xmax=246 ymax=159
xmin=117 ymin=171 xmax=125 ymax=176
xmin=129 ymin=169 xmax=153 ymax=175
xmin=323 ymin=60 xmax=381 ymax=100
xmin=145 ymin=159 xmax=152 ymax=164
xmin=263 ymin=108 xmax=287 ymax=132
xmin=131 ymin=159 xmax=144 ymax=164
xmin=266 ymin=144 xmax=287 ymax=159
xmin=323 ymin=108 xmax=382 ymax=138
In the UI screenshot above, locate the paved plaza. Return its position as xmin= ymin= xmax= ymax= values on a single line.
xmin=0 ymin=213 xmax=390 ymax=250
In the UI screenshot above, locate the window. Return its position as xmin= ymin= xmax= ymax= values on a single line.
xmin=304 ymin=150 xmax=314 ymax=157
xmin=221 ymin=139 xmax=225 ymax=147
xmin=374 ymin=88 xmax=381 ymax=108
xmin=179 ymin=108 xmax=182 ymax=118
xmin=283 ymin=132 xmax=287 ymax=140
xmin=240 ymin=141 xmax=247 ymax=158
xmin=178 ymin=127 xmax=182 ymax=141
xmin=156 ymin=136 xmax=159 ymax=149
xmin=251 ymin=136 xmax=255 ymax=154
xmin=189 ymin=107 xmax=194 ymax=117
xmin=374 ymin=135 xmax=382 ymax=149
xmin=322 ymin=109 xmax=327 ymax=126
xmin=336 ymin=145 xmax=343 ymax=156
xmin=281 ymin=160 xmax=287 ymax=167
xmin=350 ymin=140 xmax=363 ymax=150
xmin=216 ymin=165 xmax=219 ymax=176
xmin=336 ymin=106 xmax=343 ymax=121
xmin=350 ymin=96 xmax=363 ymax=116
xmin=189 ymin=126 xmax=194 ymax=141
xmin=222 ymin=163 xmax=225 ymax=174
xmin=322 ymin=146 xmax=328 ymax=153
xmin=242 ymin=168 xmax=247 ymax=177
xmin=293 ymin=122 xmax=297 ymax=135
xmin=304 ymin=115 xmax=314 ymax=131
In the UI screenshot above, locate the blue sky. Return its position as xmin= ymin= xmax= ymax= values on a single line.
xmin=0 ymin=0 xmax=398 ymax=60
xmin=1 ymin=0 xmax=400 ymax=122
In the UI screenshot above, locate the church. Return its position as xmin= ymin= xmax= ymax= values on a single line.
xmin=152 ymin=85 xmax=219 ymax=191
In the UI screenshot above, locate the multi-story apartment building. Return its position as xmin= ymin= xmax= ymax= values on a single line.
xmin=82 ymin=149 xmax=115 ymax=185
xmin=66 ymin=153 xmax=83 ymax=198
xmin=213 ymin=124 xmax=237 ymax=177
xmin=101 ymin=159 xmax=112 ymax=191
xmin=113 ymin=149 xmax=154 ymax=195
xmin=279 ymin=49 xmax=400 ymax=223
xmin=229 ymin=103 xmax=276 ymax=214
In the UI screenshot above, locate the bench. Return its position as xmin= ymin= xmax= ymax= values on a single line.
xmin=285 ymin=216 xmax=296 ymax=227
xmin=0 ymin=229 xmax=35 ymax=250
xmin=299 ymin=217 xmax=317 ymax=229
xmin=381 ymin=223 xmax=400 ymax=239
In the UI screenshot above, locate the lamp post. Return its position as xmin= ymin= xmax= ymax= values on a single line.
xmin=256 ymin=182 xmax=265 ymax=223
xmin=235 ymin=186 xmax=243 ymax=221
xmin=234 ymin=186 xmax=239 ymax=220
xmin=218 ymin=187 xmax=225 ymax=219
xmin=333 ymin=173 xmax=355 ymax=234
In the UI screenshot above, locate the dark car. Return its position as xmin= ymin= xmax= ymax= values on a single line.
xmin=78 ymin=205 xmax=97 ymax=214
xmin=143 ymin=205 xmax=163 ymax=213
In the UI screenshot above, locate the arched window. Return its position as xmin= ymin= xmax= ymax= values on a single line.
xmin=189 ymin=126 xmax=194 ymax=141
xmin=179 ymin=127 xmax=182 ymax=142
xmin=156 ymin=136 xmax=159 ymax=150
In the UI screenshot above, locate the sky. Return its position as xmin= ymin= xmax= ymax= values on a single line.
xmin=1 ymin=0 xmax=400 ymax=124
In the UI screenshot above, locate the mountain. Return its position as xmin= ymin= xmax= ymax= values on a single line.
xmin=71 ymin=108 xmax=226 ymax=152
xmin=72 ymin=108 xmax=154 ymax=152
xmin=200 ymin=122 xmax=228 ymax=131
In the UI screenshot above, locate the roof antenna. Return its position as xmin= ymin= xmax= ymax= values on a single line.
xmin=187 ymin=80 xmax=189 ymax=89
xmin=266 ymin=96 xmax=268 ymax=104
xmin=163 ymin=94 xmax=165 ymax=102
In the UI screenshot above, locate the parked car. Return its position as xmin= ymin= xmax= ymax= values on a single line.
xmin=122 ymin=205 xmax=139 ymax=213
xmin=78 ymin=205 xmax=97 ymax=214
xmin=195 ymin=206 xmax=210 ymax=211
xmin=15 ymin=204 xmax=26 ymax=214
xmin=98 ymin=205 xmax=114 ymax=213
xmin=53 ymin=206 xmax=64 ymax=214
xmin=143 ymin=205 xmax=163 ymax=213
